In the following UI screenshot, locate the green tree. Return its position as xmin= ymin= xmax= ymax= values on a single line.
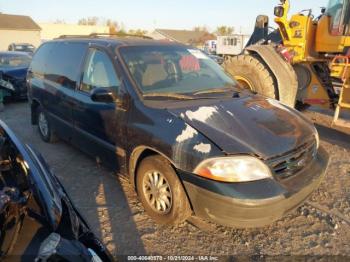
xmin=78 ymin=17 xmax=99 ymax=26
xmin=215 ymin=26 xmax=234 ymax=36
xmin=106 ymin=19 xmax=119 ymax=34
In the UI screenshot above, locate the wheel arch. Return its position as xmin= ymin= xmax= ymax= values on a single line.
xmin=129 ymin=146 xmax=178 ymax=191
xmin=244 ymin=45 xmax=298 ymax=107
xmin=30 ymin=98 xmax=41 ymax=125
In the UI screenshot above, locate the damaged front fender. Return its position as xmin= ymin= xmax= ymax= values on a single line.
xmin=127 ymin=102 xmax=223 ymax=188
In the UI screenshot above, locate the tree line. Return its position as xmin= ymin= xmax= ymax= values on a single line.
xmin=76 ymin=17 xmax=147 ymax=35
xmin=75 ymin=17 xmax=235 ymax=37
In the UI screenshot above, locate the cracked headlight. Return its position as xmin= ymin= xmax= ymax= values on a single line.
xmin=194 ymin=156 xmax=272 ymax=183
xmin=0 ymin=79 xmax=14 ymax=91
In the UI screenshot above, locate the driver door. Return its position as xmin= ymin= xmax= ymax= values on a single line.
xmin=71 ymin=47 xmax=121 ymax=169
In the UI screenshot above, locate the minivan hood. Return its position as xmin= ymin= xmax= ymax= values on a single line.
xmin=168 ymin=96 xmax=315 ymax=159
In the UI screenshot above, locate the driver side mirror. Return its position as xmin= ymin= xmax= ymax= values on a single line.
xmin=274 ymin=6 xmax=285 ymax=17
xmin=90 ymin=87 xmax=115 ymax=103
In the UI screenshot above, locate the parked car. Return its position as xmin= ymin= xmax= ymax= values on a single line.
xmin=0 ymin=52 xmax=31 ymax=100
xmin=8 ymin=43 xmax=36 ymax=54
xmin=202 ymin=50 xmax=224 ymax=65
xmin=0 ymin=120 xmax=113 ymax=261
xmin=28 ymin=36 xmax=329 ymax=227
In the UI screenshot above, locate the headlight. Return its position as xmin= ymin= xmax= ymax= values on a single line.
xmin=0 ymin=79 xmax=14 ymax=91
xmin=193 ymin=156 xmax=272 ymax=183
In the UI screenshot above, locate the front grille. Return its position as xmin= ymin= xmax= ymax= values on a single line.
xmin=267 ymin=139 xmax=317 ymax=179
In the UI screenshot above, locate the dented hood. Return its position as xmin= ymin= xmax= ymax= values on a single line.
xmin=168 ymin=96 xmax=316 ymax=159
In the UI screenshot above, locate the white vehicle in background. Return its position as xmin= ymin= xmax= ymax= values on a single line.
xmin=216 ymin=34 xmax=251 ymax=58
xmin=204 ymin=40 xmax=217 ymax=54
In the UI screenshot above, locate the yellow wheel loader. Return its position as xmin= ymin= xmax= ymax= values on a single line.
xmin=223 ymin=0 xmax=350 ymax=127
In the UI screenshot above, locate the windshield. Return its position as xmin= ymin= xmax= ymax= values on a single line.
xmin=120 ymin=45 xmax=237 ymax=98
xmin=0 ymin=54 xmax=31 ymax=68
xmin=14 ymin=45 xmax=35 ymax=52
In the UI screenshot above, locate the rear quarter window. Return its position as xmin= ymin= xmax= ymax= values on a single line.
xmin=31 ymin=42 xmax=54 ymax=77
xmin=45 ymin=42 xmax=88 ymax=89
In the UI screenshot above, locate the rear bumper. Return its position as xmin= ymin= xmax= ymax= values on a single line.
xmin=180 ymin=147 xmax=329 ymax=228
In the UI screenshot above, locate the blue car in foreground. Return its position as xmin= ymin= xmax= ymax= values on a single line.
xmin=0 ymin=51 xmax=31 ymax=101
xmin=0 ymin=119 xmax=113 ymax=261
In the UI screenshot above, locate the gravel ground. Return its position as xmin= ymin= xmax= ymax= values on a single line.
xmin=1 ymin=101 xmax=350 ymax=259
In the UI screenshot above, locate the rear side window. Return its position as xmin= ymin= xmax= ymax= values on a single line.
xmin=31 ymin=43 xmax=54 ymax=77
xmin=45 ymin=42 xmax=87 ymax=89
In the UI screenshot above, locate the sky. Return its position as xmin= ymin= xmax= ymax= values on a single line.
xmin=0 ymin=0 xmax=328 ymax=33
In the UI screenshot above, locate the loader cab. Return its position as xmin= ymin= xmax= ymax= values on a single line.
xmin=315 ymin=0 xmax=350 ymax=53
xmin=326 ymin=0 xmax=350 ymax=36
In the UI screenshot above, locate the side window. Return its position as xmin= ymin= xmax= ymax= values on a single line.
xmin=45 ymin=42 xmax=87 ymax=89
xmin=233 ymin=38 xmax=238 ymax=46
xmin=224 ymin=38 xmax=229 ymax=46
xmin=343 ymin=2 xmax=350 ymax=35
xmin=30 ymin=43 xmax=55 ymax=77
xmin=81 ymin=49 xmax=120 ymax=93
xmin=327 ymin=0 xmax=345 ymax=35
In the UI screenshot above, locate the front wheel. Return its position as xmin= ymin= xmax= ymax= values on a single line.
xmin=37 ymin=107 xmax=58 ymax=143
xmin=136 ymin=155 xmax=191 ymax=225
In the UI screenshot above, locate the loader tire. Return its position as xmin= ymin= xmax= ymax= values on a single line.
xmin=223 ymin=54 xmax=277 ymax=99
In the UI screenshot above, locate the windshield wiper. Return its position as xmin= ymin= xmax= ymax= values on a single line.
xmin=192 ymin=87 xmax=240 ymax=96
xmin=143 ymin=92 xmax=195 ymax=100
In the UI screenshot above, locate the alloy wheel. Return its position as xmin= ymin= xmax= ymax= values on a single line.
xmin=38 ymin=112 xmax=49 ymax=137
xmin=142 ymin=170 xmax=173 ymax=214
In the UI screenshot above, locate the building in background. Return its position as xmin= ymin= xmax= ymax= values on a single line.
xmin=39 ymin=23 xmax=109 ymax=41
xmin=149 ymin=29 xmax=216 ymax=49
xmin=0 ymin=13 xmax=41 ymax=51
xmin=216 ymin=34 xmax=251 ymax=57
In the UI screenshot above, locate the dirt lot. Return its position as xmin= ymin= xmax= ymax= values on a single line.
xmin=1 ymin=101 xmax=350 ymax=259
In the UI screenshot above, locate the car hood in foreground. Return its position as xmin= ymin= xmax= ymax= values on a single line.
xmin=168 ymin=95 xmax=316 ymax=159
xmin=0 ymin=67 xmax=28 ymax=80
xmin=0 ymin=120 xmax=63 ymax=228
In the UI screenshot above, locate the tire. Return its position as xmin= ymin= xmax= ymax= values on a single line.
xmin=223 ymin=54 xmax=277 ymax=99
xmin=136 ymin=155 xmax=191 ymax=225
xmin=37 ymin=106 xmax=58 ymax=143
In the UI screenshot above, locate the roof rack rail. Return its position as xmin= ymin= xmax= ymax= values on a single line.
xmin=56 ymin=33 xmax=153 ymax=40
xmin=56 ymin=34 xmax=90 ymax=39
xmin=89 ymin=33 xmax=153 ymax=39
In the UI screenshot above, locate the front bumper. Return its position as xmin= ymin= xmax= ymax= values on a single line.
xmin=180 ymin=146 xmax=329 ymax=228
xmin=0 ymin=79 xmax=27 ymax=100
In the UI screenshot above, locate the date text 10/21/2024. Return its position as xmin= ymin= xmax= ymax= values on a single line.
xmin=127 ymin=256 xmax=219 ymax=261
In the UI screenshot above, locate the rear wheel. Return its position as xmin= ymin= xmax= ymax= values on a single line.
xmin=37 ymin=107 xmax=58 ymax=143
xmin=136 ymin=155 xmax=191 ymax=225
xmin=223 ymin=54 xmax=277 ymax=99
